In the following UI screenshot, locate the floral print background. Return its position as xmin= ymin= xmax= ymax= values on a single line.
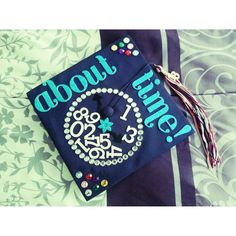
xmin=0 ymin=30 xmax=106 ymax=206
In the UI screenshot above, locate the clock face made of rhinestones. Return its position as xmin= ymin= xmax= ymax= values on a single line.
xmin=64 ymin=87 xmax=144 ymax=167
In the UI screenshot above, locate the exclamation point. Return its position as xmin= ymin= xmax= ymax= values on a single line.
xmin=166 ymin=125 xmax=192 ymax=143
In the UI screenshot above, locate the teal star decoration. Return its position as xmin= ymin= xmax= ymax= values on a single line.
xmin=98 ymin=117 xmax=113 ymax=133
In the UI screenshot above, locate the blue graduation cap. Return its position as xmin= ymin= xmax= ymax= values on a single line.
xmin=27 ymin=36 xmax=193 ymax=200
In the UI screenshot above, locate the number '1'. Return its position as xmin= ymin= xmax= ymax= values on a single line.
xmin=120 ymin=104 xmax=132 ymax=121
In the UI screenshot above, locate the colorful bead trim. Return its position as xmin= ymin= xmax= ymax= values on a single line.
xmin=75 ymin=170 xmax=109 ymax=198
xmin=111 ymin=37 xmax=139 ymax=57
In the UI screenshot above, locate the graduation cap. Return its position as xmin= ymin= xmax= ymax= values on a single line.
xmin=27 ymin=36 xmax=194 ymax=201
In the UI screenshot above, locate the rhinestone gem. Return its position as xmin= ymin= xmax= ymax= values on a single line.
xmin=85 ymin=173 xmax=93 ymax=181
xmin=133 ymin=50 xmax=139 ymax=56
xmin=118 ymin=48 xmax=125 ymax=54
xmin=101 ymin=179 xmax=108 ymax=187
xmin=123 ymin=37 xmax=130 ymax=43
xmin=111 ymin=45 xmax=118 ymax=51
xmin=127 ymin=43 xmax=134 ymax=49
xmin=75 ymin=171 xmax=83 ymax=179
xmin=92 ymin=184 xmax=100 ymax=191
xmin=125 ymin=50 xmax=132 ymax=56
xmin=85 ymin=189 xmax=92 ymax=197
xmin=81 ymin=181 xmax=88 ymax=188
xmin=119 ymin=42 xmax=125 ymax=47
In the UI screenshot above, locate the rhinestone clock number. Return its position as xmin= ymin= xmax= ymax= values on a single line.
xmin=99 ymin=133 xmax=111 ymax=150
xmin=75 ymin=138 xmax=90 ymax=153
xmin=70 ymin=122 xmax=96 ymax=139
xmin=84 ymin=124 xmax=96 ymax=138
xmin=73 ymin=107 xmax=89 ymax=121
xmin=86 ymin=112 xmax=100 ymax=124
xmin=106 ymin=145 xmax=122 ymax=158
xmin=70 ymin=121 xmax=84 ymax=138
xmin=120 ymin=104 xmax=132 ymax=121
xmin=122 ymin=125 xmax=138 ymax=144
xmin=74 ymin=107 xmax=100 ymax=124
xmin=84 ymin=133 xmax=111 ymax=150
xmin=89 ymin=147 xmax=105 ymax=159
xmin=84 ymin=135 xmax=100 ymax=147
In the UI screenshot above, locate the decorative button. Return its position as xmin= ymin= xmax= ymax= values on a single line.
xmin=85 ymin=173 xmax=93 ymax=181
xmin=125 ymin=50 xmax=132 ymax=56
xmin=118 ymin=48 xmax=125 ymax=54
xmin=127 ymin=43 xmax=134 ymax=49
xmin=103 ymin=106 xmax=114 ymax=117
xmin=123 ymin=37 xmax=130 ymax=43
xmin=132 ymin=50 xmax=139 ymax=56
xmin=81 ymin=181 xmax=88 ymax=188
xmin=85 ymin=189 xmax=92 ymax=197
xmin=92 ymin=184 xmax=100 ymax=191
xmin=92 ymin=176 xmax=100 ymax=182
xmin=119 ymin=42 xmax=125 ymax=48
xmin=75 ymin=171 xmax=83 ymax=179
xmin=101 ymin=179 xmax=108 ymax=187
xmin=111 ymin=45 xmax=118 ymax=51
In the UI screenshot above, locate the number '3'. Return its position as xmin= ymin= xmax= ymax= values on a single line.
xmin=122 ymin=125 xmax=137 ymax=144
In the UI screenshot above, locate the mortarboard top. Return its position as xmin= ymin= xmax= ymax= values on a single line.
xmin=27 ymin=36 xmax=193 ymax=200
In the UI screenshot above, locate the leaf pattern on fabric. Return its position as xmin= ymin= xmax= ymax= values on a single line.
xmin=9 ymin=125 xmax=33 ymax=144
xmin=0 ymin=30 xmax=105 ymax=206
xmin=27 ymin=147 xmax=51 ymax=176
xmin=0 ymin=108 xmax=14 ymax=124
xmin=0 ymin=124 xmax=8 ymax=145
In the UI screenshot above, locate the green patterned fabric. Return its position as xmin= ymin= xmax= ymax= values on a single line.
xmin=0 ymin=30 xmax=106 ymax=206
xmin=178 ymin=30 xmax=236 ymax=206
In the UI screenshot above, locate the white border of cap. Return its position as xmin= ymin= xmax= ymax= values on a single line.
xmin=0 ymin=0 xmax=235 ymax=28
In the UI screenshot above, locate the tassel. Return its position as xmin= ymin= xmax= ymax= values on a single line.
xmin=154 ymin=65 xmax=220 ymax=168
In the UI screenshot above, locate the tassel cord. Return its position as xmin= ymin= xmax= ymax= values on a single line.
xmin=154 ymin=65 xmax=220 ymax=168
